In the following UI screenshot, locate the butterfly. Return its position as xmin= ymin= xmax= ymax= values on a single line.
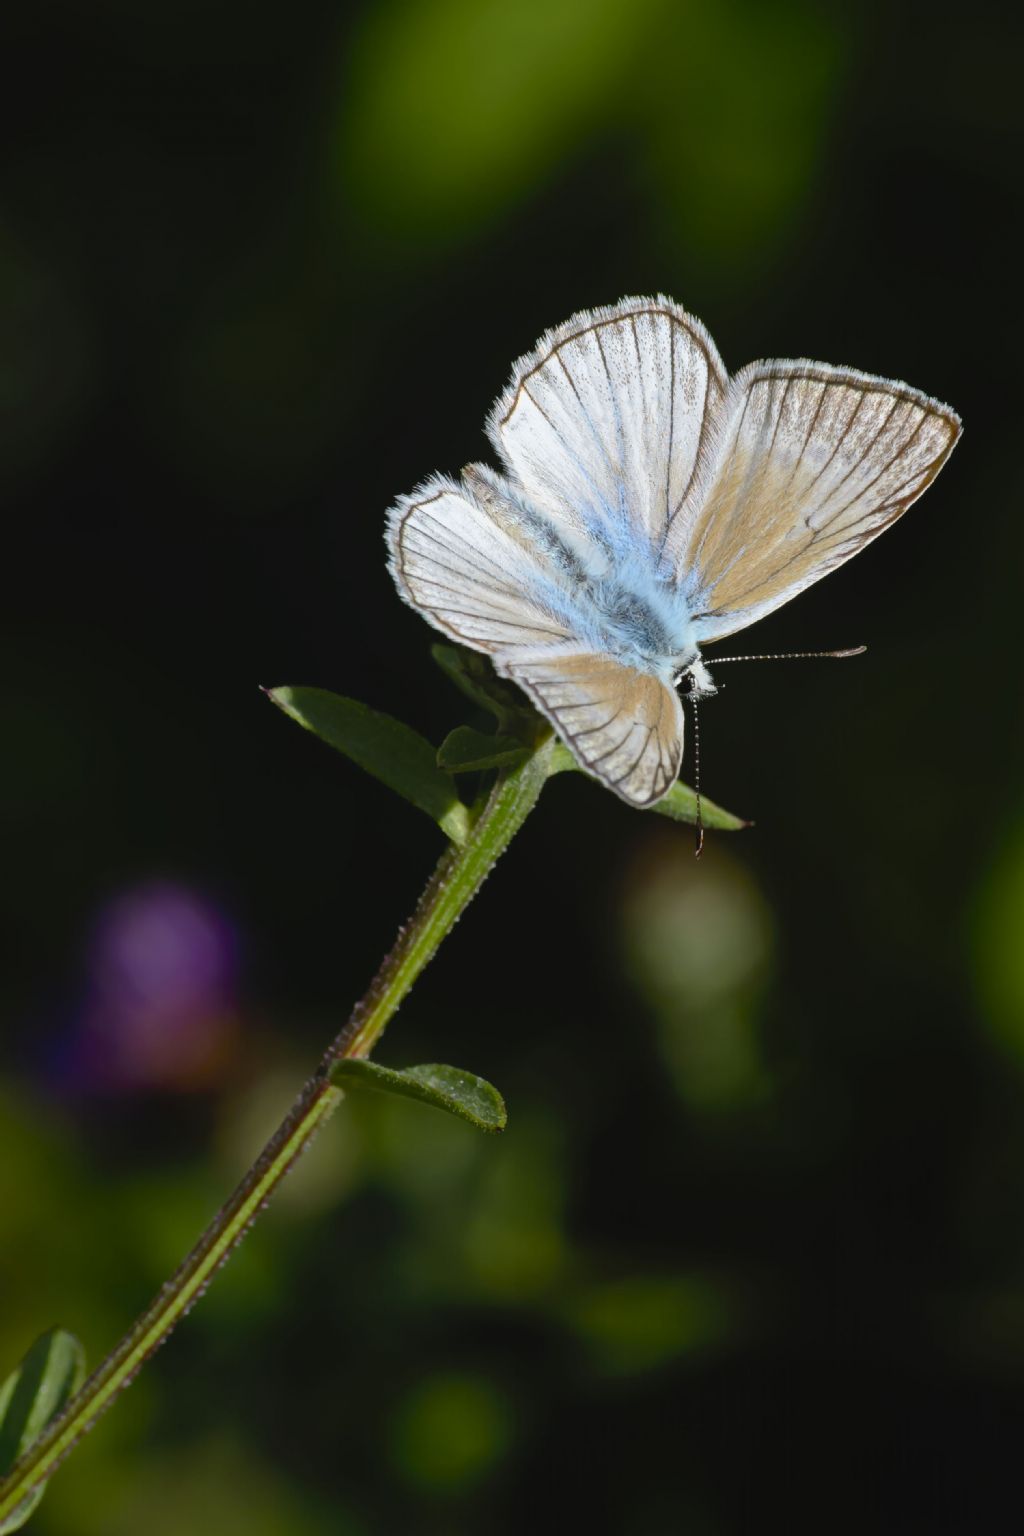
xmin=386 ymin=296 xmax=961 ymax=808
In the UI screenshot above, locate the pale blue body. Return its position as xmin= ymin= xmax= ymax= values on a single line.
xmin=513 ymin=492 xmax=704 ymax=682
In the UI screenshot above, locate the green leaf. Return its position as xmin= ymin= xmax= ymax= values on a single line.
xmin=547 ymin=741 xmax=747 ymax=829
xmin=437 ymin=726 xmax=530 ymax=774
xmin=330 ymin=1059 xmax=507 ymax=1133
xmin=265 ymin=686 xmax=471 ymax=844
xmin=650 ymin=780 xmax=749 ymax=832
xmin=430 ymin=645 xmax=528 ymax=726
xmin=0 ymin=1329 xmax=86 ymax=1532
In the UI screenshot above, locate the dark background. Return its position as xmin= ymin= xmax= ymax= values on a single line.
xmin=2 ymin=1 xmax=1022 ymax=1532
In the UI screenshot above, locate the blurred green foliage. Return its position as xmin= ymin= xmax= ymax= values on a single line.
xmin=971 ymin=816 xmax=1024 ymax=1066
xmin=341 ymin=0 xmax=840 ymax=260
xmin=390 ymin=1371 xmax=513 ymax=1491
xmin=622 ymin=837 xmax=772 ymax=1109
xmin=566 ymin=1273 xmax=737 ymax=1376
xmin=342 ymin=0 xmax=667 ymax=235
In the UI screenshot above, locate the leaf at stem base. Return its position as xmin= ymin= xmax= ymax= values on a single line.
xmin=0 ymin=1329 xmax=86 ymax=1533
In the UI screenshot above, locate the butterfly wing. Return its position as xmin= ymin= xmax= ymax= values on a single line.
xmin=388 ymin=470 xmax=684 ymax=806
xmin=390 ymin=304 xmax=960 ymax=809
xmin=488 ymin=296 xmax=729 ymax=557
xmin=500 ymin=649 xmax=684 ymax=808
xmin=675 ymin=361 xmax=962 ymax=643
xmin=386 ymin=466 xmax=578 ymax=655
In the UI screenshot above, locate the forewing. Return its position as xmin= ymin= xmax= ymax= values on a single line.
xmin=487 ymin=296 xmax=729 ymax=555
xmin=681 ymin=361 xmax=961 ymax=642
xmin=386 ymin=467 xmax=576 ymax=655
xmin=500 ymin=649 xmax=683 ymax=807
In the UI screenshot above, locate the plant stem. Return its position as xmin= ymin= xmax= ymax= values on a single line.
xmin=0 ymin=735 xmax=557 ymax=1524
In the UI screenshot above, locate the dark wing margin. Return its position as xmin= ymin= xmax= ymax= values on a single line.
xmin=487 ymin=296 xmax=730 ymax=557
xmin=680 ymin=360 xmax=962 ymax=642
xmin=386 ymin=470 xmax=575 ymax=654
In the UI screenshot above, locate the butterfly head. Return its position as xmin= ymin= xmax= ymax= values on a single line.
xmin=674 ymin=653 xmax=717 ymax=698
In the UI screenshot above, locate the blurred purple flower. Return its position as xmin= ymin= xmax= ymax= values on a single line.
xmin=56 ymin=881 xmax=242 ymax=1094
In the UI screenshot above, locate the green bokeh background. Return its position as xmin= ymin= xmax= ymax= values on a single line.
xmin=2 ymin=1 xmax=1022 ymax=1530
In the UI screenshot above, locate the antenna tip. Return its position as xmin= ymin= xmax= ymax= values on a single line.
xmin=837 ymin=645 xmax=867 ymax=657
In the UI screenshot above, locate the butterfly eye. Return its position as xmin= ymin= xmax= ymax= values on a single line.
xmin=687 ymin=659 xmax=717 ymax=697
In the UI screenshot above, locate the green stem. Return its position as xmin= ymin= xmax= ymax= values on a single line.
xmin=0 ymin=734 xmax=556 ymax=1525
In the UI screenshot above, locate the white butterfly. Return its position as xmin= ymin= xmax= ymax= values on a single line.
xmin=386 ymin=296 xmax=961 ymax=808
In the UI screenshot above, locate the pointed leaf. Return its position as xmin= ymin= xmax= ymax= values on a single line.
xmin=0 ymin=1329 xmax=86 ymax=1532
xmin=649 ymin=780 xmax=749 ymax=831
xmin=330 ymin=1059 xmax=506 ymax=1132
xmin=547 ymin=741 xmax=747 ymax=828
xmin=437 ymin=726 xmax=530 ymax=774
xmin=266 ymin=686 xmax=470 ymax=844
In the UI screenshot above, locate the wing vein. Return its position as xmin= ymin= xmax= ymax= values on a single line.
xmin=667 ymin=346 xmax=711 ymax=537
xmin=816 ymin=407 xmax=925 ymax=532
xmin=799 ymin=389 xmax=867 ymax=502
xmin=665 ymin=319 xmax=676 ymax=533
xmin=812 ymin=394 xmax=902 ymax=517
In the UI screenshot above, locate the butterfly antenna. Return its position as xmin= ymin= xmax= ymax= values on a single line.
xmin=689 ymin=682 xmax=704 ymax=860
xmin=709 ymin=645 xmax=867 ymax=664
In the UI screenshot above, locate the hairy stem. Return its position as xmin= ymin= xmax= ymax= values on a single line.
xmin=0 ymin=735 xmax=556 ymax=1524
